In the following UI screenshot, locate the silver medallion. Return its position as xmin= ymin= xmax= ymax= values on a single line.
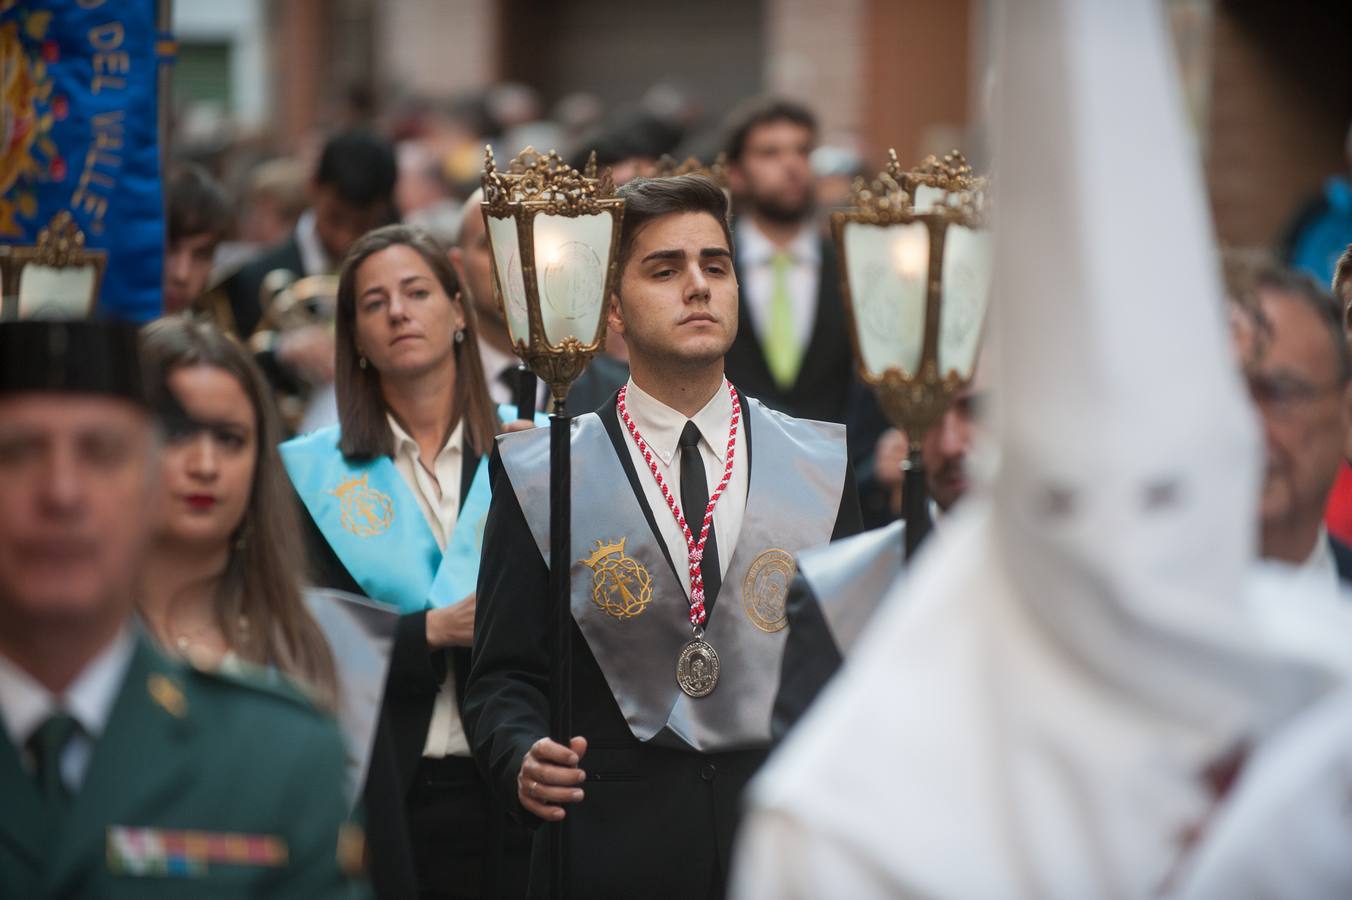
xmin=676 ymin=638 xmax=720 ymax=698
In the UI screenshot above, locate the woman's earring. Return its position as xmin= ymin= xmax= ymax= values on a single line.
xmin=359 ymin=356 xmax=368 ymax=369
xmin=454 ymin=329 xmax=465 ymax=344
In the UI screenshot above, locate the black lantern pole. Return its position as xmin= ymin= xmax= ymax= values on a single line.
xmin=901 ymin=450 xmax=932 ymax=558
xmin=546 ymin=392 xmax=571 ymax=894
xmin=513 ymin=363 xmax=539 ymax=421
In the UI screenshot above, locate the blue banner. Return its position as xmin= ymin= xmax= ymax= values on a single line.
xmin=1 ymin=0 xmax=167 ymax=322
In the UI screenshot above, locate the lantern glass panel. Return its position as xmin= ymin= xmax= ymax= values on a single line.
xmin=913 ymin=184 xmax=945 ymax=214
xmin=938 ymin=224 xmax=993 ymax=379
xmin=843 ymin=220 xmax=929 ymax=377
xmin=532 ymin=212 xmax=613 ymax=347
xmin=486 ymin=213 xmax=531 ymax=346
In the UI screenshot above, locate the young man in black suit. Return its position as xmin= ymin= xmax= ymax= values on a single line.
xmin=464 ymin=175 xmax=862 ymax=899
xmin=722 ymin=99 xmax=854 ymax=426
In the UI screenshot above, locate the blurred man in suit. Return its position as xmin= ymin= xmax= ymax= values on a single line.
xmin=222 ymin=130 xmax=398 ymax=401
xmin=723 ymin=99 xmax=854 ymax=425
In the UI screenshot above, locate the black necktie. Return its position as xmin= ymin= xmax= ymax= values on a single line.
xmin=28 ymin=712 xmax=79 ymax=808
xmin=678 ymin=421 xmax=721 ymax=612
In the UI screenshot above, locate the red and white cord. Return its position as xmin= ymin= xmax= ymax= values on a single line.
xmin=617 ymin=380 xmax=741 ymax=629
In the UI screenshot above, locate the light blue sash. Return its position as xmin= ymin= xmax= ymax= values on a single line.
xmin=282 ymin=405 xmax=534 ymax=613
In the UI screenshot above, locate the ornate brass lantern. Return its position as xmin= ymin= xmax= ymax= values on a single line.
xmin=831 ymin=150 xmax=992 ymax=554
xmin=480 ymin=146 xmax=627 ymax=898
xmin=481 ymin=146 xmax=624 ymax=413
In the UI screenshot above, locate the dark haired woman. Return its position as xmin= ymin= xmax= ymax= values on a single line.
xmin=139 ymin=315 xmax=339 ymax=702
xmin=138 ymin=316 xmax=416 ymax=898
xmin=281 ymin=224 xmax=531 ymax=899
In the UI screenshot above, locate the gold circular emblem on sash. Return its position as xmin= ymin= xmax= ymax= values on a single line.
xmin=580 ymin=538 xmax=653 ymax=619
xmin=742 ymin=548 xmax=796 ymax=633
xmin=329 ymin=474 xmax=394 ymax=537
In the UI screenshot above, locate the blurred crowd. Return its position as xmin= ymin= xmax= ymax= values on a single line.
xmin=161 ymin=84 xmax=922 ymax=528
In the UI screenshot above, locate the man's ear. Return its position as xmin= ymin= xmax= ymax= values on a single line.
xmin=448 ymin=246 xmax=465 ymax=282
xmin=606 ymin=291 xmax=625 ymax=335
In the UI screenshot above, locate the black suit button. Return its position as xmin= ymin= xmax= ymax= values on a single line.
xmin=700 ymin=763 xmax=717 ymax=782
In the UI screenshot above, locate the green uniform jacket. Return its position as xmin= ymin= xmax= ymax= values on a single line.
xmin=0 ymin=636 xmax=371 ymax=899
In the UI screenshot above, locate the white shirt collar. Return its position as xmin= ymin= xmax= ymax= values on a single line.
xmin=386 ymin=412 xmax=464 ymax=464
xmin=0 ymin=626 xmax=135 ymax=750
xmin=477 ymin=337 xmax=525 ymax=407
xmin=623 ymin=377 xmax=734 ymax=468
xmin=295 ymin=209 xmax=333 ymax=277
xmin=477 ymin=338 xmax=519 ymax=385
xmin=1299 ymin=526 xmax=1338 ymax=584
xmin=735 ymin=217 xmax=820 ymax=268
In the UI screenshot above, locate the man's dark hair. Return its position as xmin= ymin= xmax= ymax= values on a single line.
xmin=723 ymin=97 xmax=818 ymax=163
xmin=1333 ymin=243 xmax=1352 ymax=309
xmin=167 ymin=162 xmax=231 ymax=244
xmin=615 ymin=174 xmax=733 ymax=272
xmin=568 ymin=108 xmax=684 ymax=171
xmin=314 ymin=129 xmax=397 ymax=210
xmin=1255 ymin=266 xmax=1352 ymax=385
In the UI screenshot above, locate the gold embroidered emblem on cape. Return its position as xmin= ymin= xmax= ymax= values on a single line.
xmin=328 ymin=474 xmax=394 ymax=537
xmin=742 ymin=548 xmax=796 ymax=633
xmin=580 ymin=537 xmax=653 ymax=619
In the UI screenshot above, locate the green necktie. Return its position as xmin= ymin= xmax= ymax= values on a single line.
xmin=28 ymin=712 xmax=80 ymax=808
xmin=765 ymin=251 xmax=803 ymax=389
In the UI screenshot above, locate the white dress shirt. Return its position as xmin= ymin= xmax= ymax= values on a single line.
xmin=387 ymin=414 xmax=472 ymax=759
xmin=616 ymin=378 xmax=749 ymax=599
xmin=477 ymin=336 xmax=546 ymax=409
xmin=0 ymin=627 xmax=135 ymax=792
xmin=735 ymin=219 xmax=821 ymax=354
xmin=294 ymin=209 xmax=333 ymax=278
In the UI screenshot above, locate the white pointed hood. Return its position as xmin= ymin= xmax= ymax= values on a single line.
xmin=986 ymin=0 xmax=1270 ymax=740
xmin=731 ymin=2 xmax=1352 ymax=898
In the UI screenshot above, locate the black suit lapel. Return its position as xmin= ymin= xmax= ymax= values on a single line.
xmin=279 ymin=235 xmax=306 ymax=278
xmin=793 ymin=238 xmax=844 ymax=392
xmin=599 ymin=396 xmax=683 ymax=587
xmin=1330 ymin=534 xmax=1352 ymax=585
xmin=0 ymin=716 xmax=47 ymax=870
xmin=729 ymin=255 xmax=778 ymax=393
xmin=459 ymin=431 xmax=482 ymax=511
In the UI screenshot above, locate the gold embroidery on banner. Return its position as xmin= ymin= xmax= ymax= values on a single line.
xmin=328 ymin=474 xmax=394 ymax=537
xmin=742 ymin=548 xmax=796 ymax=633
xmin=580 ymin=538 xmax=653 ymax=619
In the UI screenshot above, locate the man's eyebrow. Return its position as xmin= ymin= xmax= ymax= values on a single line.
xmin=639 ymin=247 xmax=732 ymax=263
xmin=640 ymin=249 xmax=686 ymax=263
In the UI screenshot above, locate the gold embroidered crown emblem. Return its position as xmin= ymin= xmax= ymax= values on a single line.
xmin=579 ymin=537 xmax=653 ymax=620
xmin=328 ymin=474 xmax=394 ymax=537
